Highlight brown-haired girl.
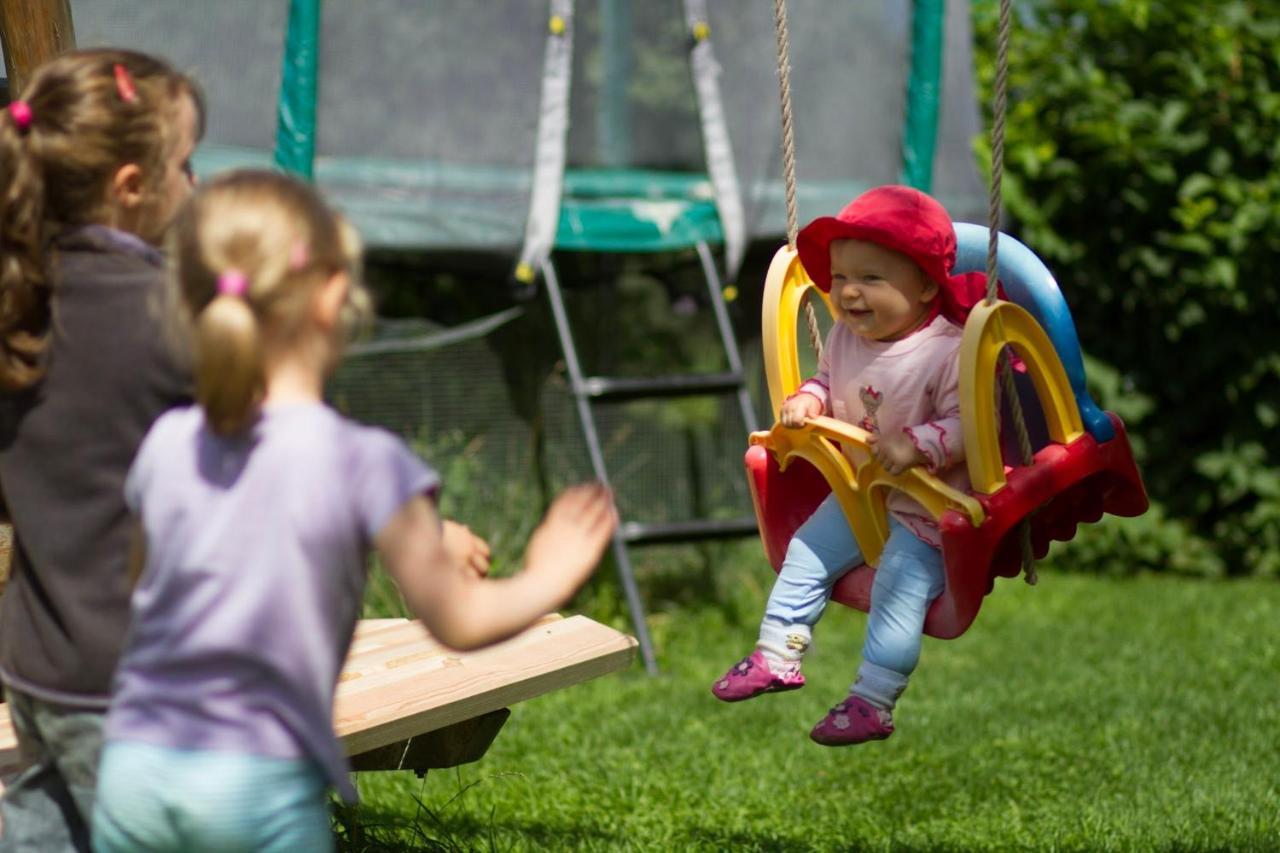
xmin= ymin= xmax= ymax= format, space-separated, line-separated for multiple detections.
xmin=91 ymin=170 xmax=615 ymax=851
xmin=0 ymin=49 xmax=203 ymax=850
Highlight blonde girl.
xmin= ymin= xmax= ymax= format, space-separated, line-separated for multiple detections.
xmin=0 ymin=49 xmax=203 ymax=851
xmin=91 ymin=170 xmax=615 ymax=852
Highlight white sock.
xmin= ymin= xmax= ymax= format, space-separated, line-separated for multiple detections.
xmin=756 ymin=619 xmax=811 ymax=675
xmin=849 ymin=661 xmax=908 ymax=711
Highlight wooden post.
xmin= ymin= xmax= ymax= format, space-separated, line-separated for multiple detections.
xmin=0 ymin=525 xmax=9 ymax=593
xmin=0 ymin=0 xmax=76 ymax=96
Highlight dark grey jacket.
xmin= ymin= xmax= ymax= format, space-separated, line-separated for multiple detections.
xmin=0 ymin=227 xmax=191 ymax=706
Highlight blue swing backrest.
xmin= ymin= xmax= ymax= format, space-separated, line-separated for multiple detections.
xmin=952 ymin=223 xmax=1115 ymax=444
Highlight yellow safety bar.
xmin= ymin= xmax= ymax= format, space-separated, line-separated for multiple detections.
xmin=760 ymin=246 xmax=834 ymax=415
xmin=751 ymin=417 xmax=985 ymax=567
xmin=958 ymin=301 xmax=1085 ymax=494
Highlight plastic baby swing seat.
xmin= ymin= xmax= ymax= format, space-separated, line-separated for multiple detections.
xmin=744 ymin=223 xmax=1149 ymax=639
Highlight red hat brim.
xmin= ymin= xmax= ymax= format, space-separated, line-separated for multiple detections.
xmin=795 ymin=185 xmax=955 ymax=293
xmin=796 ymin=218 xmax=954 ymax=294
xmin=794 ymin=185 xmax=998 ymax=329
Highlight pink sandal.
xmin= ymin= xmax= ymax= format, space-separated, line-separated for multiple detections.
xmin=809 ymin=695 xmax=894 ymax=745
xmin=711 ymin=650 xmax=805 ymax=702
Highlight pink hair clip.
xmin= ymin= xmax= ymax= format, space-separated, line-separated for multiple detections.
xmin=288 ymin=240 xmax=309 ymax=271
xmin=7 ymin=101 xmax=33 ymax=133
xmin=113 ymin=63 xmax=138 ymax=104
xmin=217 ymin=269 xmax=249 ymax=298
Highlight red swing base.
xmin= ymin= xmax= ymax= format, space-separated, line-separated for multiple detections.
xmin=744 ymin=413 xmax=1149 ymax=639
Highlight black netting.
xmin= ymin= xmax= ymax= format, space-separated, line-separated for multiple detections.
xmin=568 ymin=0 xmax=702 ymax=171
xmin=315 ymin=1 xmax=544 ymax=166
xmin=61 ymin=1 xmax=984 ymax=249
xmin=313 ymin=1 xmax=548 ymax=253
xmin=71 ymin=0 xmax=287 ymax=150
xmin=329 ymin=264 xmax=761 ymax=528
xmin=934 ymin=0 xmax=988 ymax=223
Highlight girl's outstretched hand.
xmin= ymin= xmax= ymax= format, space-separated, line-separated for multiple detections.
xmin=523 ymin=483 xmax=616 ymax=597
xmin=376 ymin=483 xmax=615 ymax=651
xmin=442 ymin=520 xmax=491 ymax=578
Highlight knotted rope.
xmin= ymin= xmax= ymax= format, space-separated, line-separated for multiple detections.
xmin=773 ymin=0 xmax=823 ymax=359
xmin=986 ymin=0 xmax=1037 ymax=585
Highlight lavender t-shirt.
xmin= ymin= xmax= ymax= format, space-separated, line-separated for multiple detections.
xmin=106 ymin=402 xmax=439 ymax=801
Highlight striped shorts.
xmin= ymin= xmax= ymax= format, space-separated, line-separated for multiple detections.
xmin=92 ymin=740 xmax=333 ymax=852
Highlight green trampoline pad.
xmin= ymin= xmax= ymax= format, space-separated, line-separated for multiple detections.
xmin=192 ymin=148 xmax=724 ymax=253
xmin=556 ymin=169 xmax=723 ymax=253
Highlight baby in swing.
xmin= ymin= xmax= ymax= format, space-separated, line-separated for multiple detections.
xmin=713 ymin=185 xmax=992 ymax=745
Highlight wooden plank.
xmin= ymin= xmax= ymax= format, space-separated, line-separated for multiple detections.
xmin=334 ymin=617 xmax=617 ymax=708
xmin=339 ymin=613 xmax=565 ymax=683
xmin=335 ymin=614 xmax=637 ymax=756
xmin=0 ymin=0 xmax=75 ymax=94
xmin=0 ymin=614 xmax=636 ymax=795
xmin=343 ymin=614 xmax=558 ymax=659
xmin=345 ymin=618 xmax=426 ymax=656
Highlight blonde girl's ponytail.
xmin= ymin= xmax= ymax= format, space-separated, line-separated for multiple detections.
xmin=170 ymin=169 xmax=373 ymax=435
xmin=194 ymin=270 xmax=264 ymax=436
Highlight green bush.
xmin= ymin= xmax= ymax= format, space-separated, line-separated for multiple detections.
xmin=973 ymin=0 xmax=1280 ymax=576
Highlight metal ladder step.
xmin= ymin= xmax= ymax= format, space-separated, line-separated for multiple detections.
xmin=541 ymin=241 xmax=761 ymax=674
xmin=579 ymin=371 xmax=745 ymax=402
xmin=619 ymin=516 xmax=760 ymax=546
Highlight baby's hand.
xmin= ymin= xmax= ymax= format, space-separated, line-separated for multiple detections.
xmin=867 ymin=432 xmax=928 ymax=475
xmin=780 ymin=393 xmax=823 ymax=428
xmin=442 ymin=520 xmax=491 ymax=578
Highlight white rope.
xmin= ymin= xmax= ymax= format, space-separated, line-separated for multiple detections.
xmin=772 ymin=0 xmax=822 ymax=359
xmin=986 ymin=0 xmax=1037 ymax=585
xmin=773 ymin=0 xmax=800 ymax=248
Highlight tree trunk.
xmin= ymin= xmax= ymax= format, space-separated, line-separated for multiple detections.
xmin=0 ymin=0 xmax=76 ymax=95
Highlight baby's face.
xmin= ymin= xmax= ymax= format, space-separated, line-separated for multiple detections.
xmin=828 ymin=239 xmax=938 ymax=341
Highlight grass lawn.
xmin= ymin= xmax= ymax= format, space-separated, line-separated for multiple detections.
xmin=341 ymin=567 xmax=1279 ymax=851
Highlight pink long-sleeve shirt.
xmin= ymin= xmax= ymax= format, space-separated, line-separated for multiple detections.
xmin=796 ymin=313 xmax=969 ymax=547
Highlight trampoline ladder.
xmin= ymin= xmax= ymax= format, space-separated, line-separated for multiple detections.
xmin=541 ymin=241 xmax=759 ymax=675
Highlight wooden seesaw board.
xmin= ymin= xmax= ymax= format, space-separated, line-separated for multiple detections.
xmin=0 ymin=612 xmax=636 ymax=793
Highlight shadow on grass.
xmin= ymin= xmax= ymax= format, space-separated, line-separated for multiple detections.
xmin=687 ymin=828 xmax=1043 ymax=853
xmin=334 ymin=803 xmax=624 ymax=852
xmin=682 ymin=831 xmax=1280 ymax=853
xmin=686 ymin=826 xmax=859 ymax=852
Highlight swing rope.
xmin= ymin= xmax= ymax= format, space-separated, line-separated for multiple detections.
xmin=986 ymin=0 xmax=1038 ymax=585
xmin=772 ymin=0 xmax=824 ymax=361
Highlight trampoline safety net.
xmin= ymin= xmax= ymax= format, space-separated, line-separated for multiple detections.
xmin=44 ymin=1 xmax=986 ymax=550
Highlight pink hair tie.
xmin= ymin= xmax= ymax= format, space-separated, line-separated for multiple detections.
xmin=217 ymin=270 xmax=249 ymax=298
xmin=288 ymin=240 xmax=309 ymax=270
xmin=7 ymin=101 xmax=33 ymax=133
xmin=113 ymin=63 xmax=138 ymax=104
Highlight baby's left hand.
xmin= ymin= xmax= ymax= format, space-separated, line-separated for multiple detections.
xmin=867 ymin=432 xmax=927 ymax=475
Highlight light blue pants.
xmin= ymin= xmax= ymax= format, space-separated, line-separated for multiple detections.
xmin=763 ymin=494 xmax=945 ymax=676
xmin=91 ymin=741 xmax=333 ymax=853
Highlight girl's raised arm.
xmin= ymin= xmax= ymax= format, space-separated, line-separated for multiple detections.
xmin=375 ymin=483 xmax=615 ymax=650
